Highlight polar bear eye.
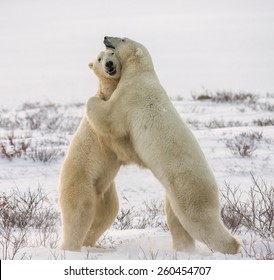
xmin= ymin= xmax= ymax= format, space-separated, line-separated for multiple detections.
xmin=111 ymin=52 xmax=114 ymax=55
xmin=122 ymin=39 xmax=125 ymax=42
xmin=98 ymin=58 xmax=101 ymax=62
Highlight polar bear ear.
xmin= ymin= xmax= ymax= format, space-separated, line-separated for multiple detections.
xmin=135 ymin=48 xmax=143 ymax=57
xmin=88 ymin=62 xmax=93 ymax=69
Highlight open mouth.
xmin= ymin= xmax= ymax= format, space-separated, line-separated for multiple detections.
xmin=106 ymin=67 xmax=117 ymax=76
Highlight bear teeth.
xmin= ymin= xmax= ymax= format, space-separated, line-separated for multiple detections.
xmin=106 ymin=67 xmax=116 ymax=76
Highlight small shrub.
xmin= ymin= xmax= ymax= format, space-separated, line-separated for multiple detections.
xmin=259 ymin=242 xmax=274 ymax=260
xmin=21 ymin=102 xmax=44 ymax=110
xmin=0 ymin=188 xmax=60 ymax=259
xmin=113 ymin=208 xmax=134 ymax=230
xmin=26 ymin=112 xmax=43 ymax=130
xmin=195 ymin=94 xmax=212 ymax=101
xmin=225 ymin=131 xmax=263 ymax=157
xmin=0 ymin=225 xmax=28 ymax=260
xmin=186 ymin=119 xmax=201 ymax=129
xmin=221 ymin=174 xmax=274 ymax=239
xmin=241 ymin=237 xmax=274 ymax=260
xmin=204 ymin=119 xmax=246 ymax=129
xmin=0 ymin=114 xmax=21 ymax=130
xmin=212 ymin=91 xmax=258 ymax=103
xmin=29 ymin=146 xmax=65 ymax=163
xmin=46 ymin=116 xmax=63 ymax=131
xmin=113 ymin=200 xmax=167 ymax=230
xmin=192 ymin=88 xmax=212 ymax=101
xmin=25 ymin=108 xmax=59 ymax=131
xmin=138 ymin=247 xmax=159 ymax=260
xmin=58 ymin=116 xmax=81 ymax=134
xmin=253 ymin=118 xmax=274 ymax=126
xmin=193 ymin=90 xmax=258 ymax=104
xmin=0 ymin=133 xmax=31 ymax=160
xmin=138 ymin=200 xmax=168 ymax=230
xmin=0 ymin=133 xmax=67 ymax=163
xmin=0 ymin=188 xmax=59 ymax=229
xmin=97 ymin=233 xmax=119 ymax=249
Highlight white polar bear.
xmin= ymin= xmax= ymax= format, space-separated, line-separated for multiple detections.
xmin=59 ymin=49 xmax=122 ymax=251
xmin=86 ymin=36 xmax=240 ymax=254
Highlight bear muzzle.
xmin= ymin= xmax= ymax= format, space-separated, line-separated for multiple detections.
xmin=104 ymin=61 xmax=116 ymax=76
xmin=104 ymin=36 xmax=115 ymax=49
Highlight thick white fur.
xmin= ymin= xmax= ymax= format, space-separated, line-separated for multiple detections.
xmin=86 ymin=37 xmax=240 ymax=254
xmin=59 ymin=50 xmax=121 ymax=251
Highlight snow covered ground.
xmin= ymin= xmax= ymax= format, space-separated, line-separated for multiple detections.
xmin=0 ymin=93 xmax=273 ymax=260
xmin=0 ymin=0 xmax=273 ymax=261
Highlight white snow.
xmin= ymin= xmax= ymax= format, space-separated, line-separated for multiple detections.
xmin=1 ymin=96 xmax=274 ymax=260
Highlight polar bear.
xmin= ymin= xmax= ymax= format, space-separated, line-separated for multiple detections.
xmin=59 ymin=49 xmax=122 ymax=251
xmin=86 ymin=36 xmax=240 ymax=254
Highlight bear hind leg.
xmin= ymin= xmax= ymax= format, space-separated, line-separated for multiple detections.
xmin=83 ymin=182 xmax=119 ymax=248
xmin=165 ymin=196 xmax=195 ymax=253
xmin=197 ymin=218 xmax=241 ymax=254
xmin=60 ymin=190 xmax=96 ymax=251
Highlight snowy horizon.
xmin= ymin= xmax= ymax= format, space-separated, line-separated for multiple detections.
xmin=1 ymin=0 xmax=274 ymax=108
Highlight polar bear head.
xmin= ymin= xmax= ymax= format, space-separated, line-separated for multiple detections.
xmin=89 ymin=49 xmax=121 ymax=79
xmin=103 ymin=36 xmax=153 ymax=69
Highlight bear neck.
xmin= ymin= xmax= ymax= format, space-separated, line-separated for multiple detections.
xmin=98 ymin=77 xmax=119 ymax=101
xmin=121 ymin=58 xmax=156 ymax=78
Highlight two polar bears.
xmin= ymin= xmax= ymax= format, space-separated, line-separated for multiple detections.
xmin=60 ymin=37 xmax=240 ymax=254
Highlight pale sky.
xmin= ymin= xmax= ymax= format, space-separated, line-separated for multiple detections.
xmin=1 ymin=0 xmax=274 ymax=108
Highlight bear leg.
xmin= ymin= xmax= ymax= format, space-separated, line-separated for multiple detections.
xmin=60 ymin=188 xmax=96 ymax=251
xmin=165 ymin=196 xmax=195 ymax=252
xmin=194 ymin=218 xmax=241 ymax=254
xmin=169 ymin=196 xmax=241 ymax=254
xmin=165 ymin=178 xmax=240 ymax=255
xmin=83 ymin=182 xmax=119 ymax=247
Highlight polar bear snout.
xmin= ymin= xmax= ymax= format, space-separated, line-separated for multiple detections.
xmin=104 ymin=36 xmax=116 ymax=49
xmin=104 ymin=36 xmax=126 ymax=49
xmin=105 ymin=61 xmax=113 ymax=68
xmin=104 ymin=60 xmax=117 ymax=76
